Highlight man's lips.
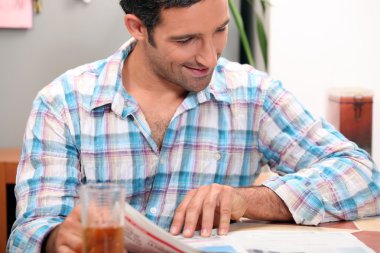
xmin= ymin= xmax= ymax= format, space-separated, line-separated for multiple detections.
xmin=184 ymin=65 xmax=210 ymax=77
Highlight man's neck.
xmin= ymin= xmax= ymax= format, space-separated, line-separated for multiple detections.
xmin=122 ymin=42 xmax=187 ymax=150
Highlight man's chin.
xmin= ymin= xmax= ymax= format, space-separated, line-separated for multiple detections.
xmin=191 ymin=75 xmax=213 ymax=91
xmin=187 ymin=80 xmax=212 ymax=92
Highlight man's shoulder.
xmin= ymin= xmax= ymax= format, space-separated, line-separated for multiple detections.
xmin=212 ymin=58 xmax=276 ymax=98
xmin=217 ymin=58 xmax=271 ymax=83
xmin=35 ymin=58 xmax=108 ymax=110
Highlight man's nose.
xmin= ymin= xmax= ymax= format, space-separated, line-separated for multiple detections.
xmin=196 ymin=40 xmax=218 ymax=69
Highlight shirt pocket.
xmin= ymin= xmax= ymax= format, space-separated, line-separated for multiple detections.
xmin=79 ymin=152 xmax=145 ymax=200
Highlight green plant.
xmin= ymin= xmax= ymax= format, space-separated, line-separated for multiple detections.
xmin=228 ymin=0 xmax=269 ymax=69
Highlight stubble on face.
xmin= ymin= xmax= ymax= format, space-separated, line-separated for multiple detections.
xmin=134 ymin=0 xmax=229 ymax=96
xmin=136 ymin=0 xmax=229 ymax=93
xmin=144 ymin=41 xmax=217 ymax=93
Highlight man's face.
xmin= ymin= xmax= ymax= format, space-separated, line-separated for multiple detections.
xmin=142 ymin=0 xmax=229 ymax=92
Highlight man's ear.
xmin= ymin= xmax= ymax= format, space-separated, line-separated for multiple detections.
xmin=124 ymin=14 xmax=147 ymax=41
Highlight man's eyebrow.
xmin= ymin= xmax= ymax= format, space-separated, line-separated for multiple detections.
xmin=168 ymin=33 xmax=202 ymax=41
xmin=168 ymin=19 xmax=230 ymax=41
xmin=217 ymin=19 xmax=230 ymax=30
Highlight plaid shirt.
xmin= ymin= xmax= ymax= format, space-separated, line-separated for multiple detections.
xmin=8 ymin=39 xmax=380 ymax=252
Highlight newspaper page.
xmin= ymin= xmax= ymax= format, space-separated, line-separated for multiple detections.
xmin=123 ymin=203 xmax=375 ymax=253
xmin=123 ymin=203 xmax=200 ymax=253
xmin=179 ymin=230 xmax=375 ymax=253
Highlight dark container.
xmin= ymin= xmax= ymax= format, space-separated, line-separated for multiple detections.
xmin=327 ymin=88 xmax=373 ymax=154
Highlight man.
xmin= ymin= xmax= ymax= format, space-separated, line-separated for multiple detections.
xmin=8 ymin=0 xmax=380 ymax=252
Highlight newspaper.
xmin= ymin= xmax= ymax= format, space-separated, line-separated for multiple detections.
xmin=123 ymin=203 xmax=375 ymax=253
xmin=178 ymin=230 xmax=376 ymax=253
xmin=123 ymin=203 xmax=198 ymax=253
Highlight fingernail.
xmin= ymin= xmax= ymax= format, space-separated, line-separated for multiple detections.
xmin=183 ymin=228 xmax=192 ymax=237
xmin=170 ymin=226 xmax=178 ymax=234
xmin=201 ymin=228 xmax=209 ymax=237
xmin=219 ymin=228 xmax=227 ymax=235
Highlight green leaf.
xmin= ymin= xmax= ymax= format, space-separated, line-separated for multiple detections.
xmin=255 ymin=15 xmax=268 ymax=69
xmin=260 ymin=0 xmax=272 ymax=14
xmin=228 ymin=0 xmax=255 ymax=66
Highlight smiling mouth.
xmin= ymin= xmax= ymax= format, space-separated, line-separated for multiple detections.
xmin=184 ymin=65 xmax=210 ymax=78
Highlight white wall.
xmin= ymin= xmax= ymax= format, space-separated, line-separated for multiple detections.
xmin=268 ymin=0 xmax=380 ymax=165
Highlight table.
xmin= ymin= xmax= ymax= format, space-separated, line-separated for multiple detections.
xmin=0 ymin=148 xmax=20 ymax=253
xmin=229 ymin=217 xmax=380 ymax=253
xmin=320 ymin=217 xmax=380 ymax=253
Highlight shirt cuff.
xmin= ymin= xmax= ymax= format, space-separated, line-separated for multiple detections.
xmin=263 ymin=175 xmax=325 ymax=225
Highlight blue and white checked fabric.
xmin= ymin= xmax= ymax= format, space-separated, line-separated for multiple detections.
xmin=7 ymin=39 xmax=380 ymax=252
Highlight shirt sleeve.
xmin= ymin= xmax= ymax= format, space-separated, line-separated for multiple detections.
xmin=7 ymin=89 xmax=80 ymax=252
xmin=258 ymin=79 xmax=380 ymax=225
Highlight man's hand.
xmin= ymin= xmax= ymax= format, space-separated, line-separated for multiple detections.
xmin=170 ymin=184 xmax=293 ymax=238
xmin=170 ymin=184 xmax=249 ymax=238
xmin=45 ymin=205 xmax=83 ymax=253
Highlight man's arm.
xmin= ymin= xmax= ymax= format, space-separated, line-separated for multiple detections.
xmin=257 ymin=79 xmax=380 ymax=225
xmin=171 ymin=77 xmax=380 ymax=238
xmin=7 ymin=87 xmax=81 ymax=252
xmin=239 ymin=185 xmax=293 ymax=221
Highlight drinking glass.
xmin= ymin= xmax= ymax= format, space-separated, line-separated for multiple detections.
xmin=80 ymin=183 xmax=125 ymax=253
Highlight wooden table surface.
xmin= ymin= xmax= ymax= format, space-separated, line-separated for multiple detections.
xmin=320 ymin=217 xmax=380 ymax=253
xmin=0 ymin=148 xmax=21 ymax=253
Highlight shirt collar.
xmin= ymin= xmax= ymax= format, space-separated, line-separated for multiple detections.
xmin=90 ymin=38 xmax=137 ymax=116
xmin=201 ymin=61 xmax=232 ymax=105
xmin=90 ymin=38 xmax=231 ymax=117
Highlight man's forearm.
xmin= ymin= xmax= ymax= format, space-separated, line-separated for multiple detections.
xmin=238 ymin=185 xmax=293 ymax=221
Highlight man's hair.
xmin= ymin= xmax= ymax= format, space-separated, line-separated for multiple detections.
xmin=119 ymin=0 xmax=202 ymax=46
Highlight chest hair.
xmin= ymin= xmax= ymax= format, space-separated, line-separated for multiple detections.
xmin=145 ymin=116 xmax=171 ymax=149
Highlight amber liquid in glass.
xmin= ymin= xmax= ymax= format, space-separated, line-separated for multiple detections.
xmin=83 ymin=226 xmax=124 ymax=253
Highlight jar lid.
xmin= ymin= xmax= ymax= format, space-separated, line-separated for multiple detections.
xmin=328 ymin=87 xmax=373 ymax=103
xmin=327 ymin=87 xmax=373 ymax=98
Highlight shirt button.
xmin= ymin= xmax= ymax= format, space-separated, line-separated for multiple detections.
xmin=150 ymin=207 xmax=157 ymax=214
xmin=214 ymin=152 xmax=221 ymax=160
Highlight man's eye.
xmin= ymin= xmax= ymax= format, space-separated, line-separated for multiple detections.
xmin=217 ymin=26 xmax=227 ymax=33
xmin=176 ymin=38 xmax=193 ymax=44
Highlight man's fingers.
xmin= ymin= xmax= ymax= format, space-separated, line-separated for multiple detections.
xmin=170 ymin=189 xmax=197 ymax=235
xmin=182 ymin=186 xmax=211 ymax=237
xmin=46 ymin=205 xmax=84 ymax=252
xmin=57 ymin=245 xmax=78 ymax=253
xmin=62 ymin=206 xmax=83 ymax=237
xmin=62 ymin=234 xmax=83 ymax=253
xmin=200 ymin=184 xmax=221 ymax=237
xmin=54 ymin=223 xmax=83 ymax=253
xmin=172 ymin=184 xmax=244 ymax=238
xmin=218 ymin=187 xmax=233 ymax=235
xmin=71 ymin=204 xmax=82 ymax=218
